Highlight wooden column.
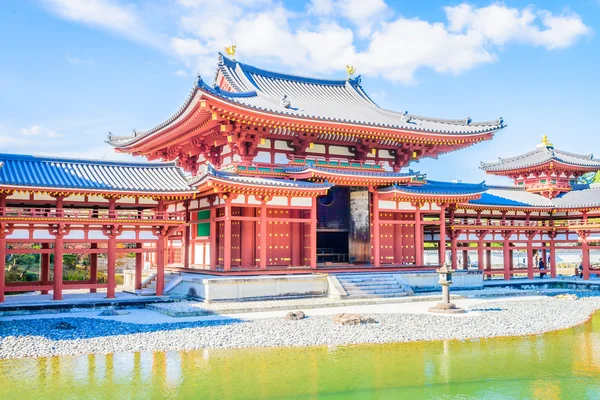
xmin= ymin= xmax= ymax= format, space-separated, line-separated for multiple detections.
xmin=259 ymin=199 xmax=267 ymax=269
xmin=372 ymin=191 xmax=380 ymax=267
xmin=135 ymin=242 xmax=143 ymax=290
xmin=549 ymin=235 xmax=557 ymax=278
xmin=290 ymin=209 xmax=302 ymax=267
xmin=581 ymin=233 xmax=590 ymax=280
xmin=393 ymin=211 xmax=403 ymax=264
xmin=209 ymin=198 xmax=217 ymax=270
xmin=0 ymin=231 xmax=5 ymax=303
xmin=53 ymin=232 xmax=65 ymax=300
xmin=183 ymin=200 xmax=191 ymax=269
xmin=449 ymin=208 xmax=457 ymax=269
xmin=241 ymin=206 xmax=256 ymax=269
xmin=310 ymin=196 xmax=317 ymax=269
xmin=526 ymin=233 xmax=534 ymax=280
xmin=89 ymin=243 xmax=98 ymax=293
xmin=414 ymin=204 xmax=423 ymax=266
xmin=502 ymin=233 xmax=511 ymax=280
xmin=40 ymin=242 xmax=50 ymax=294
xmin=477 ymin=233 xmax=485 ymax=271
xmin=156 ymin=234 xmax=166 ymax=296
xmin=438 ymin=205 xmax=446 ymax=265
xmin=223 ymin=198 xmax=232 ymax=271
xmin=486 ymin=244 xmax=492 ymax=274
xmin=0 ymin=196 xmax=5 ymax=302
xmin=106 ymin=232 xmax=117 ymax=299
xmin=462 ymin=249 xmax=469 ymax=269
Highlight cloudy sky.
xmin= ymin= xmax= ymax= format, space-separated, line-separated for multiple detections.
xmin=0 ymin=0 xmax=597 ymax=183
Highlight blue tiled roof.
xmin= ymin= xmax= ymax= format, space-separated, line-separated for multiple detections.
xmin=0 ymin=153 xmax=192 ymax=193
xmin=380 ymin=180 xmax=486 ymax=195
xmin=190 ymin=165 xmax=332 ymax=189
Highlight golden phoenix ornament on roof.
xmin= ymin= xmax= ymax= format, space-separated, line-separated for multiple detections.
xmin=225 ymin=45 xmax=236 ymax=59
xmin=346 ymin=65 xmax=356 ymax=79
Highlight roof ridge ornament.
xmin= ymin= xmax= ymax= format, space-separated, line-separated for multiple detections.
xmin=400 ymin=111 xmax=412 ymax=123
xmin=346 ymin=65 xmax=356 ymax=80
xmin=539 ymin=134 xmax=554 ymax=148
xmin=225 ymin=45 xmax=236 ymax=60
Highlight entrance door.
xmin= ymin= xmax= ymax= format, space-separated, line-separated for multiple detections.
xmin=316 ymin=187 xmax=350 ymax=265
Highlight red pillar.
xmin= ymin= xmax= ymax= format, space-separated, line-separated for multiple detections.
xmin=259 ymin=200 xmax=267 ymax=269
xmin=372 ymin=191 xmax=380 ymax=267
xmin=503 ymin=234 xmax=511 ymax=280
xmin=414 ymin=205 xmax=423 ymax=266
xmin=241 ymin=206 xmax=256 ymax=268
xmin=53 ymin=234 xmax=64 ymax=300
xmin=462 ymin=249 xmax=469 ymax=269
xmin=486 ymin=244 xmax=492 ymax=274
xmin=477 ymin=233 xmax=484 ymax=271
xmin=582 ymin=237 xmax=590 ymax=280
xmin=183 ymin=201 xmax=191 ymax=268
xmin=438 ymin=205 xmax=446 ymax=265
xmin=526 ymin=236 xmax=534 ymax=280
xmin=156 ymin=234 xmax=166 ymax=296
xmin=290 ymin=209 xmax=302 ymax=267
xmin=40 ymin=242 xmax=50 ymax=294
xmin=394 ymin=211 xmax=403 ymax=264
xmin=549 ymin=237 xmax=556 ymax=278
xmin=135 ymin=242 xmax=143 ymax=290
xmin=310 ymin=197 xmax=317 ymax=269
xmin=223 ymin=199 xmax=232 ymax=271
xmin=209 ymin=200 xmax=217 ymax=270
xmin=0 ymin=233 xmax=5 ymax=303
xmin=89 ymin=243 xmax=98 ymax=293
xmin=106 ymin=233 xmax=117 ymax=299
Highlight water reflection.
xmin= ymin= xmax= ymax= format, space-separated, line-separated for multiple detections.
xmin=2 ymin=314 xmax=600 ymax=400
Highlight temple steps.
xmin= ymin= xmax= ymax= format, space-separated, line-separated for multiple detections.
xmin=335 ymin=273 xmax=413 ymax=299
xmin=139 ymin=273 xmax=181 ymax=296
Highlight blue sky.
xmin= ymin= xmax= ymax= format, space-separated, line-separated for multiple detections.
xmin=0 ymin=0 xmax=598 ymax=184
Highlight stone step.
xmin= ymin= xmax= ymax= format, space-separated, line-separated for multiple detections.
xmin=342 ymin=284 xmax=402 ymax=290
xmin=336 ymin=278 xmax=398 ymax=283
xmin=346 ymin=290 xmax=407 ymax=296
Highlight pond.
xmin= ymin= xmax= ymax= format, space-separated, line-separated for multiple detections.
xmin=1 ymin=313 xmax=600 ymax=399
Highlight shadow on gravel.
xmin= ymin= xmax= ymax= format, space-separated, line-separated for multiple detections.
xmin=469 ymin=307 xmax=504 ymax=312
xmin=0 ymin=316 xmax=246 ymax=340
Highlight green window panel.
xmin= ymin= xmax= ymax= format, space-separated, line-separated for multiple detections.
xmin=197 ymin=210 xmax=210 ymax=237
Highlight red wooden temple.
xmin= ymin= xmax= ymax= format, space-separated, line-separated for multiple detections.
xmin=2 ymin=52 xmax=600 ymax=302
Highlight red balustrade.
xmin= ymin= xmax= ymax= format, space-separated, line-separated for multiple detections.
xmin=0 ymin=207 xmax=185 ymax=221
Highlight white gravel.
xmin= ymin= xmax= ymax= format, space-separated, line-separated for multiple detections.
xmin=1 ymin=295 xmax=600 ymax=360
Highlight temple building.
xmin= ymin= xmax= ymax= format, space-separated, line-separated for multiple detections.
xmin=1 ymin=52 xmax=599 ymax=302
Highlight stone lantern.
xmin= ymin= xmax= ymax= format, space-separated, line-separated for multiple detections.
xmin=428 ymin=262 xmax=465 ymax=314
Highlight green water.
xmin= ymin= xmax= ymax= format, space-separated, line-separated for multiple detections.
xmin=2 ymin=315 xmax=600 ymax=400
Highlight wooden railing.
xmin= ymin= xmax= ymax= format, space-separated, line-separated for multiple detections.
xmin=450 ymin=218 xmax=600 ymax=229
xmin=0 ymin=207 xmax=185 ymax=221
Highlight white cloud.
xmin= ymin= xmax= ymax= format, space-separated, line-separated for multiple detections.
xmin=42 ymin=0 xmax=165 ymax=49
xmin=39 ymin=0 xmax=593 ymax=84
xmin=445 ymin=4 xmax=591 ymax=50
xmin=21 ymin=125 xmax=61 ymax=138
xmin=174 ymin=69 xmax=188 ymax=77
xmin=66 ymin=54 xmax=94 ymax=64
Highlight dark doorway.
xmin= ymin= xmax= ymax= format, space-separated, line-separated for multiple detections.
xmin=317 ymin=187 xmax=350 ymax=264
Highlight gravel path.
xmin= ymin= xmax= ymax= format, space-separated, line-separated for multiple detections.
xmin=1 ymin=295 xmax=600 ymax=359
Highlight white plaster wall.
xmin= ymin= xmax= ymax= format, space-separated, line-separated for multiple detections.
xmin=329 ymin=146 xmax=353 ymax=156
xmin=378 ymin=200 xmax=396 ymax=210
xmin=268 ymin=196 xmax=288 ymax=206
xmin=202 ymin=275 xmax=328 ymax=301
xmin=306 ymin=144 xmax=326 ymax=154
xmin=291 ymin=198 xmax=311 ymax=207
